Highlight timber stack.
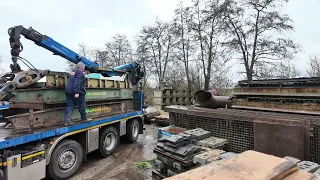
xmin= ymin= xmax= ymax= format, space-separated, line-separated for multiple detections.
xmin=165 ymin=150 xmax=320 ymax=180
xmin=2 ymin=71 xmax=136 ymax=131
xmin=232 ymin=77 xmax=320 ymax=114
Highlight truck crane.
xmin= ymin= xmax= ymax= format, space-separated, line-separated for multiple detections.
xmin=0 ymin=25 xmax=143 ymax=102
xmin=0 ymin=25 xmax=145 ymax=180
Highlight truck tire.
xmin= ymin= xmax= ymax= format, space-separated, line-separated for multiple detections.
xmin=99 ymin=126 xmax=119 ymax=157
xmin=124 ymin=119 xmax=140 ymax=143
xmin=48 ymin=139 xmax=84 ymax=179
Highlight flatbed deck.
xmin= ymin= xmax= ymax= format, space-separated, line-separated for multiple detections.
xmin=0 ymin=111 xmax=142 ymax=149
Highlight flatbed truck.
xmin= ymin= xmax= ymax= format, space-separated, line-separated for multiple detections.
xmin=0 ymin=25 xmax=146 ymax=179
xmin=0 ymin=110 xmax=144 ymax=180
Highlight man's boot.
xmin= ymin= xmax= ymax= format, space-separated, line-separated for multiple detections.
xmin=64 ymin=120 xmax=74 ymax=126
xmin=82 ymin=118 xmax=92 ymax=122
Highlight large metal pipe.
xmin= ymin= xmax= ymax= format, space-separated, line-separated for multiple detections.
xmin=194 ymin=90 xmax=231 ymax=109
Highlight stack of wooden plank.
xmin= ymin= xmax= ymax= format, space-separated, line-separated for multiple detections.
xmin=232 ymin=77 xmax=320 ymax=114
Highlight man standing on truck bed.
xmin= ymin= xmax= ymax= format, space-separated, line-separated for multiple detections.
xmin=64 ymin=62 xmax=90 ymax=125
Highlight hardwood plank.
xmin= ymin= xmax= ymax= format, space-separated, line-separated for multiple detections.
xmin=165 ymin=150 xmax=299 ymax=180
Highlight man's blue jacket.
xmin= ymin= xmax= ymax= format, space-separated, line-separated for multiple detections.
xmin=65 ymin=69 xmax=86 ymax=95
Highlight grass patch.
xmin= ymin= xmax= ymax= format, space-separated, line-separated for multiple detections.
xmin=135 ymin=161 xmax=153 ymax=169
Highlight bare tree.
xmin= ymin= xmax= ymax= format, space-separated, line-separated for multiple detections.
xmin=307 ymin=55 xmax=320 ymax=77
xmin=105 ymin=34 xmax=133 ymax=67
xmin=163 ymin=62 xmax=187 ymax=89
xmin=276 ymin=62 xmax=301 ymax=79
xmin=253 ymin=60 xmax=300 ymax=79
xmin=172 ymin=2 xmax=196 ymax=92
xmin=190 ymin=0 xmax=231 ymax=91
xmin=91 ymin=48 xmax=108 ymax=67
xmin=66 ymin=43 xmax=92 ymax=71
xmin=137 ymin=18 xmax=176 ymax=85
xmin=135 ymin=37 xmax=154 ymax=91
xmin=223 ymin=0 xmax=300 ymax=80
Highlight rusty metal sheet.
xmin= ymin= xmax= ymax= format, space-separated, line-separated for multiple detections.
xmin=6 ymin=101 xmax=134 ymax=131
xmin=254 ymin=119 xmax=310 ymax=160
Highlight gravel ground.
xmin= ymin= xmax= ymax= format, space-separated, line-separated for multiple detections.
xmin=69 ymin=124 xmax=158 ymax=180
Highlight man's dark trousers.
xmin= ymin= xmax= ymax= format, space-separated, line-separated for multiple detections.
xmin=64 ymin=93 xmax=87 ymax=122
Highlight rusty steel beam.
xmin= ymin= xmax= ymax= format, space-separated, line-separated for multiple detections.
xmin=232 ymin=105 xmax=320 ymax=116
xmin=232 ymin=99 xmax=320 ymax=112
xmin=9 ymin=88 xmax=133 ymax=110
xmin=194 ymin=90 xmax=231 ymax=109
xmin=233 ymin=87 xmax=320 ymax=95
xmin=6 ymin=101 xmax=133 ymax=131
xmin=237 ymin=77 xmax=320 ymax=87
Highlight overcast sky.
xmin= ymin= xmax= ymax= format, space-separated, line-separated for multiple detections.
xmin=0 ymin=0 xmax=319 ymax=78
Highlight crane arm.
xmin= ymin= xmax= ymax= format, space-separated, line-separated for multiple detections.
xmin=8 ymin=25 xmax=143 ymax=85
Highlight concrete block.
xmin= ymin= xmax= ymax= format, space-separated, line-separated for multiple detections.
xmin=219 ymin=152 xmax=238 ymax=159
xmin=154 ymin=159 xmax=165 ymax=170
xmin=165 ymin=141 xmax=187 ymax=148
xmin=193 ymin=149 xmax=226 ymax=165
xmin=163 ymin=145 xmax=178 ymax=154
xmin=298 ymin=161 xmax=320 ymax=173
xmin=167 ymin=169 xmax=177 ymax=177
xmin=157 ymin=155 xmax=173 ymax=167
xmin=173 ymin=162 xmax=182 ymax=171
xmin=174 ymin=144 xmax=201 ymax=157
xmin=284 ymin=156 xmax=301 ymax=164
xmin=156 ymin=142 xmax=165 ymax=148
xmin=185 ymin=128 xmax=211 ymax=140
xmin=313 ymin=167 xmax=320 ymax=177
xmin=159 ymin=134 xmax=184 ymax=144
xmin=207 ymin=149 xmax=226 ymax=163
xmin=193 ymin=152 xmax=210 ymax=165
xmin=198 ymin=136 xmax=228 ymax=149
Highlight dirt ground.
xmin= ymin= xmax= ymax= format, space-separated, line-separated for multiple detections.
xmin=69 ymin=124 xmax=158 ymax=180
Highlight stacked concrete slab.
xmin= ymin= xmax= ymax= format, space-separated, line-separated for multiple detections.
xmin=153 ymin=87 xmax=194 ymax=111
xmin=284 ymin=156 xmax=320 ymax=176
xmin=152 ymin=127 xmax=234 ymax=179
xmin=153 ymin=133 xmax=202 ymax=178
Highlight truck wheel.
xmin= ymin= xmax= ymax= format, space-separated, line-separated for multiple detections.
xmin=125 ymin=119 xmax=140 ymax=143
xmin=99 ymin=126 xmax=119 ymax=157
xmin=48 ymin=139 xmax=84 ymax=179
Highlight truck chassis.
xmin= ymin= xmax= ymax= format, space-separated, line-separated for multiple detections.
xmin=0 ymin=111 xmax=144 ymax=179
